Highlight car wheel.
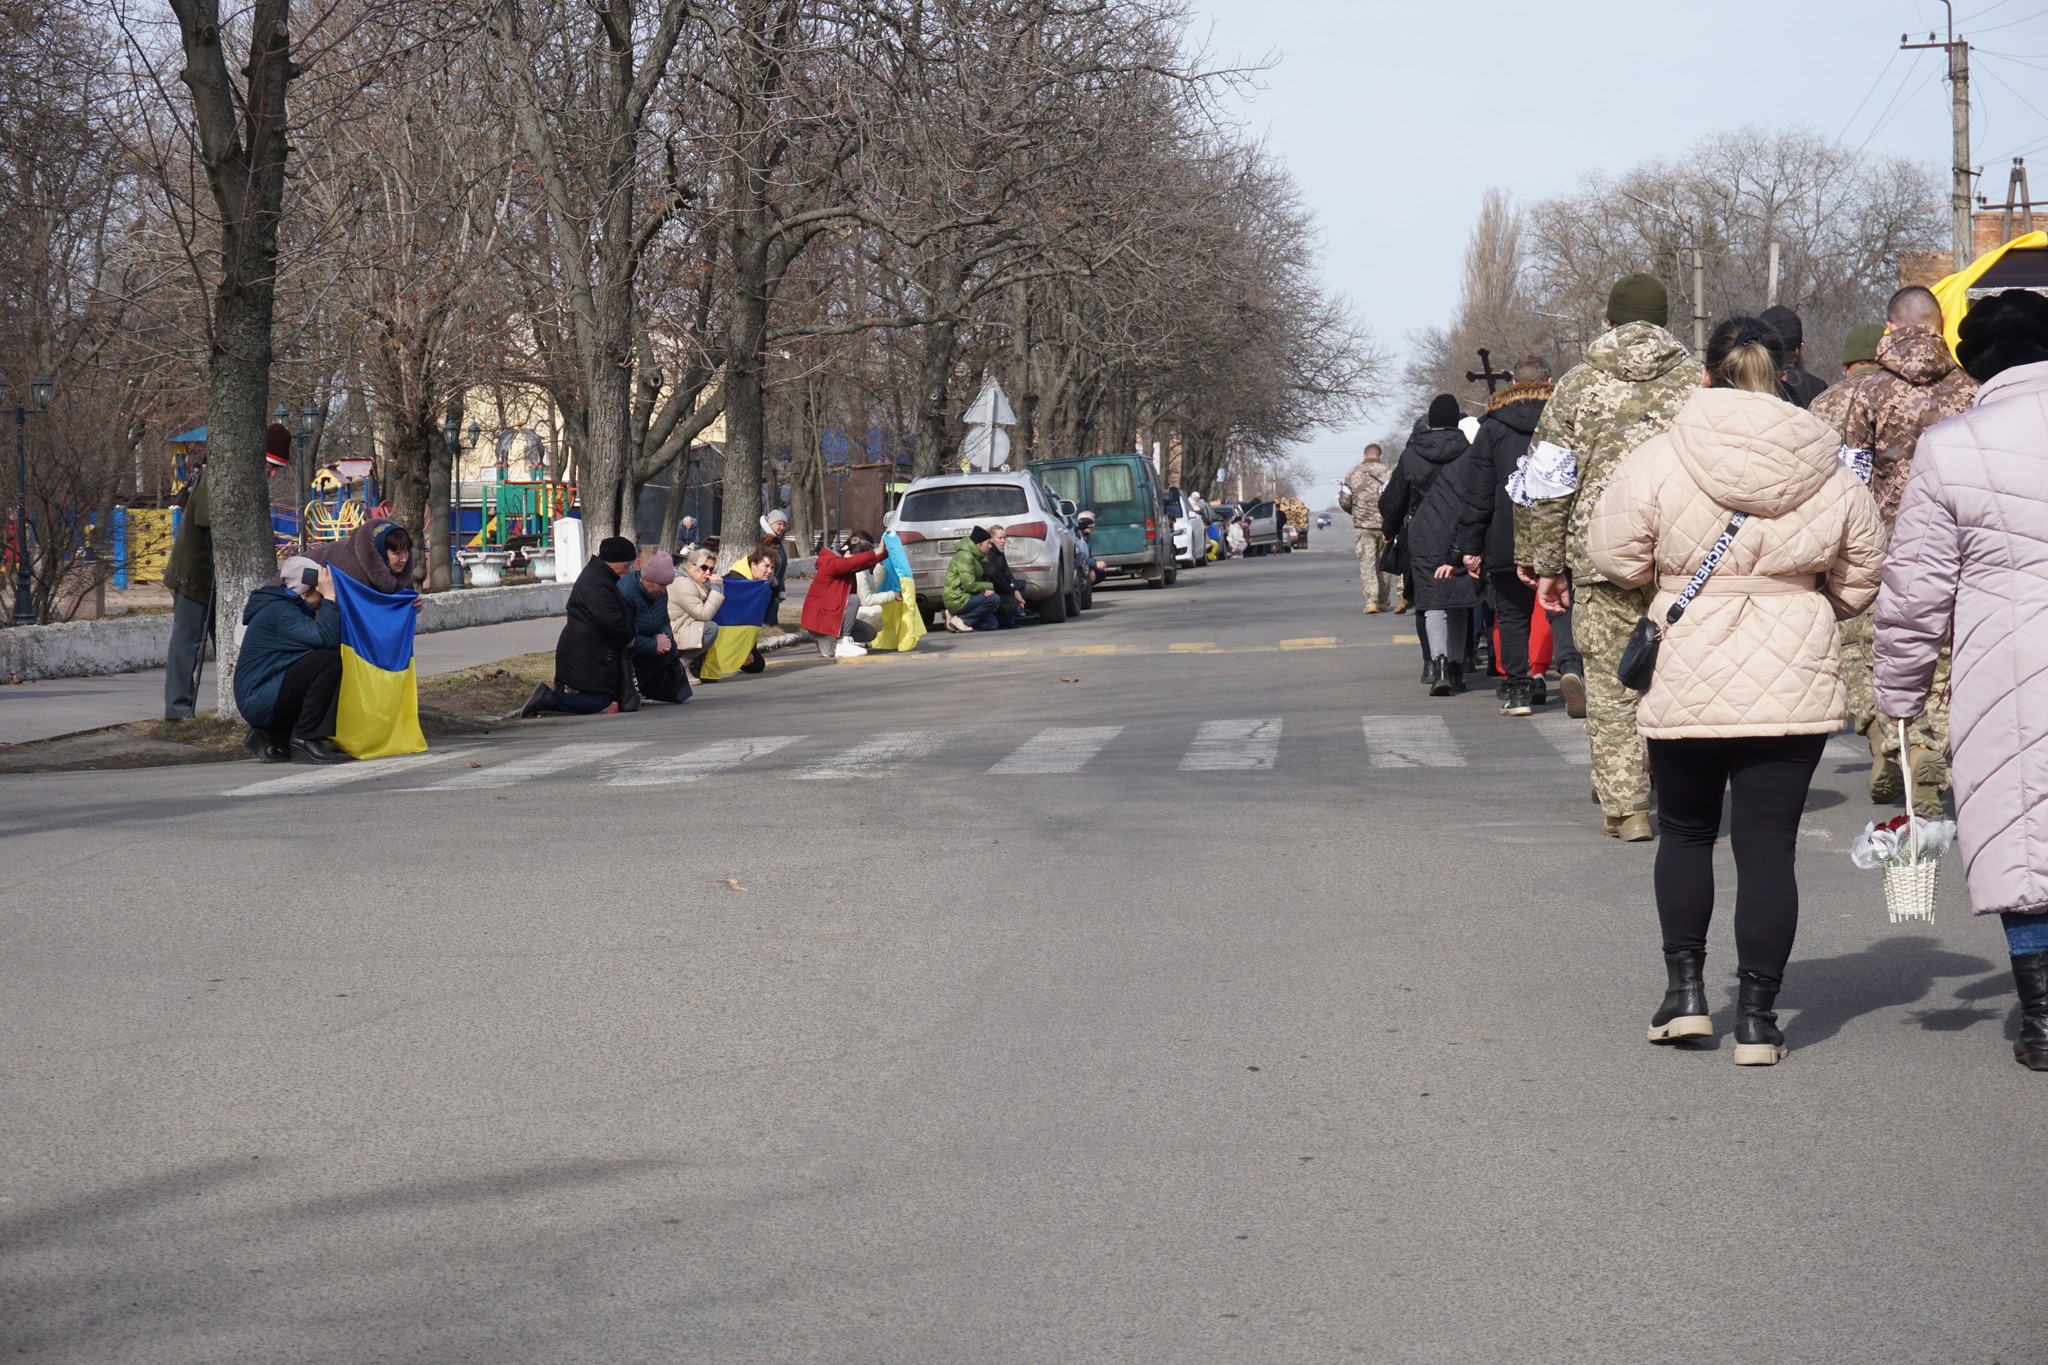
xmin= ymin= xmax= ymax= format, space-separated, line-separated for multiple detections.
xmin=1163 ymin=564 xmax=1178 ymax=587
xmin=1077 ymin=575 xmax=1092 ymax=610
xmin=1039 ymin=580 xmax=1068 ymax=623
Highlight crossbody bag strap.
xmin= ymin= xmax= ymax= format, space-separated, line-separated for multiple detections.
xmin=1662 ymin=512 xmax=1748 ymax=626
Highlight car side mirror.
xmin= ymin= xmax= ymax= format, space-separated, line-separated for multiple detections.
xmin=1057 ymin=499 xmax=1076 ymax=519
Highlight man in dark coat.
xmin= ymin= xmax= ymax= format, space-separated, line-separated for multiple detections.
xmin=1380 ymin=394 xmax=1478 ymax=694
xmin=618 ymin=552 xmax=690 ymax=704
xmin=162 ymin=458 xmax=213 ymax=720
xmin=1760 ymin=305 xmax=1829 ymax=409
xmin=1453 ymin=355 xmax=1576 ymax=716
xmin=521 ymin=536 xmax=640 ymax=717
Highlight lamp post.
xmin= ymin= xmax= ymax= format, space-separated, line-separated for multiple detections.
xmin=442 ymin=412 xmax=464 ymax=588
xmin=297 ymin=403 xmax=317 ymax=534
xmin=7 ymin=374 xmax=52 ymax=626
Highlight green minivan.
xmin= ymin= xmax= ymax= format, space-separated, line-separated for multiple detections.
xmin=1029 ymin=453 xmax=1178 ymax=588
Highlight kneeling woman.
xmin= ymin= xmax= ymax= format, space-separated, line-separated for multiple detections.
xmin=1589 ymin=318 xmax=1884 ymax=1065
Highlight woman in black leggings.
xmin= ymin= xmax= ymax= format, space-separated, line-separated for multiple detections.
xmin=1587 ymin=317 xmax=1886 ymax=1065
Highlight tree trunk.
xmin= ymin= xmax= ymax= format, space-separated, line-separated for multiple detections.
xmin=912 ymin=312 xmax=960 ymax=478
xmin=383 ymin=419 xmax=432 ymax=565
xmin=719 ymin=249 xmax=770 ymax=567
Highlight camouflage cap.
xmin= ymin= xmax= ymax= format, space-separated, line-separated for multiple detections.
xmin=1842 ymin=323 xmax=1884 ymax=367
xmin=1606 ymin=274 xmax=1669 ymax=327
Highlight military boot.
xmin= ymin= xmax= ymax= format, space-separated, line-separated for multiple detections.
xmin=1732 ymin=971 xmax=1787 ymax=1066
xmin=1907 ymin=746 xmax=1947 ymax=818
xmin=1649 ymin=948 xmax=1712 ymax=1042
xmin=2012 ymin=951 xmax=2048 ymax=1072
xmin=1869 ymin=753 xmax=1903 ymax=804
xmin=1603 ymin=811 xmax=1654 ymax=842
xmin=1558 ymin=668 xmax=1586 ymax=720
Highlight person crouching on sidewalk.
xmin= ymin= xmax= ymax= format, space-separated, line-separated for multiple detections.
xmin=234 ymin=556 xmax=349 ymax=764
xmin=803 ymin=532 xmax=887 ymax=658
xmin=619 ymin=552 xmax=690 ymax=703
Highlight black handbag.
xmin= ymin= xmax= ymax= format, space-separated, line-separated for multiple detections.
xmin=1615 ymin=511 xmax=1748 ymax=693
xmin=1378 ymin=535 xmax=1405 ymax=575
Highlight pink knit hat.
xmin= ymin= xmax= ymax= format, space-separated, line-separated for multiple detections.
xmin=640 ymin=552 xmax=677 ymax=586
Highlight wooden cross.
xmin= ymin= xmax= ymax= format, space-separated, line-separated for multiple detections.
xmin=1465 ymin=348 xmax=1513 ymax=395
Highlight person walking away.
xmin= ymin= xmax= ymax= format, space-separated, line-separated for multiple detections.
xmin=1382 ymin=395 xmax=1477 ymax=695
xmin=1340 ymin=443 xmax=1394 ymax=613
xmin=1589 ymin=317 xmax=1885 ymax=1065
xmin=1759 ymin=305 xmax=1829 ymax=409
xmin=234 ymin=557 xmax=351 ymax=764
xmin=521 ymin=536 xmax=641 ymax=717
xmin=1516 ymin=272 xmax=1697 ymax=841
xmin=618 ymin=552 xmax=690 ymax=703
xmin=942 ymin=527 xmax=1003 ymax=631
xmin=162 ymin=457 xmax=213 ymax=721
xmin=1806 ymin=323 xmax=1884 ymax=433
xmin=1834 ymin=286 xmax=1978 ymax=813
xmin=666 ymin=548 xmax=724 ymax=680
xmin=801 ymin=533 xmax=887 ymax=657
xmin=1874 ymin=290 xmax=2048 ymax=1071
xmin=1457 ymin=357 xmax=1555 ymax=715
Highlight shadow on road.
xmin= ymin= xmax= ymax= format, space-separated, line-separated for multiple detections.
xmin=1770 ymin=935 xmax=1998 ymax=1048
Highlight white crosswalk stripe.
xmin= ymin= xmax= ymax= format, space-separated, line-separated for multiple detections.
xmin=1529 ymin=712 xmax=1591 ymax=767
xmin=407 ymin=742 xmax=648 ymax=791
xmin=989 ymin=726 xmax=1123 ymax=774
xmin=223 ymin=750 xmax=456 ymax=797
xmin=1360 ymin=715 xmax=1466 ymax=768
xmin=793 ymin=730 xmax=951 ymax=780
xmin=602 ymin=736 xmax=806 ymax=786
xmin=1180 ymin=718 xmax=1281 ymax=771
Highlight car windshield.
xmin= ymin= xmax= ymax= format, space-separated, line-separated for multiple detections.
xmin=897 ymin=484 xmax=1029 ymax=523
xmin=1089 ymin=463 xmax=1137 ymax=507
xmin=1036 ymin=466 xmax=1081 ymax=505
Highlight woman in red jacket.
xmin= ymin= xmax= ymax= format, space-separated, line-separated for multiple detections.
xmin=800 ymin=533 xmax=886 ymax=658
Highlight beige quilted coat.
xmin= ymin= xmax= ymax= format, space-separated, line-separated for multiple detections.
xmin=1587 ymin=387 xmax=1887 ymax=739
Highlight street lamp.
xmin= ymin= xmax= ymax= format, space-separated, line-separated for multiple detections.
xmin=7 ymin=374 xmax=52 ymax=626
xmin=443 ymin=413 xmax=472 ymax=588
xmin=297 ymin=404 xmax=317 ymax=526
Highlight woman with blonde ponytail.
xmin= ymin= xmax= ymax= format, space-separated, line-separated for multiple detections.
xmin=1587 ymin=316 xmax=1886 ymax=1066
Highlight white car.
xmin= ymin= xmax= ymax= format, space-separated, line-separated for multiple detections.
xmin=1164 ymin=489 xmax=1207 ymax=569
xmin=889 ymin=472 xmax=1087 ymax=623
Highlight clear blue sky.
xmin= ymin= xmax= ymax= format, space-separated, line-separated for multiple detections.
xmin=1187 ymin=0 xmax=2048 ymax=495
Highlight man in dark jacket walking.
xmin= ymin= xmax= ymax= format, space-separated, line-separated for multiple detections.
xmin=1760 ymin=305 xmax=1829 ymax=409
xmin=522 ymin=536 xmax=641 ymax=717
xmin=1452 ymin=356 xmax=1578 ymax=716
xmin=618 ymin=552 xmax=690 ymax=704
xmin=233 ymin=556 xmax=347 ymax=764
xmin=1381 ymin=394 xmax=1478 ymax=695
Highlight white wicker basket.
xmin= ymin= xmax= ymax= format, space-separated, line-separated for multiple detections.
xmin=1886 ymin=720 xmax=1940 ymax=923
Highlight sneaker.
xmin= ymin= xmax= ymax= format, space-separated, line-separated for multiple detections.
xmin=835 ymin=639 xmax=868 ymax=658
xmin=1529 ymin=677 xmax=1548 ymax=708
xmin=945 ymin=614 xmax=973 ymax=633
xmin=1503 ymin=681 xmax=1532 ymax=716
xmin=1559 ymin=670 xmax=1586 ymax=719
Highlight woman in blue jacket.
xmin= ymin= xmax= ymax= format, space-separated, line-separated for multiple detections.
xmin=234 ymin=556 xmax=347 ymax=764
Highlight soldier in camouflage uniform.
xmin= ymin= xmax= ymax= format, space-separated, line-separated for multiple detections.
xmin=1513 ymin=274 xmax=1696 ymax=841
xmin=1832 ymin=288 xmax=1977 ymax=813
xmin=1810 ymin=323 xmax=1884 ymax=781
xmin=1340 ymin=443 xmax=1393 ymax=612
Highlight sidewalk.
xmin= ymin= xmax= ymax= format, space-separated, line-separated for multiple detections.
xmin=0 ymin=617 xmax=563 ymax=748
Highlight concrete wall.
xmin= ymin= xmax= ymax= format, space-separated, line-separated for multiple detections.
xmin=0 ymin=582 xmax=573 ymax=684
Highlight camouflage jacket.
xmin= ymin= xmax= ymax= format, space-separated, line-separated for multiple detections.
xmin=1807 ymin=375 xmax=1859 ymax=435
xmin=1511 ymin=322 xmax=1696 ymax=580
xmin=1338 ymin=459 xmax=1392 ymax=531
xmin=1839 ymin=326 xmax=1978 ymax=522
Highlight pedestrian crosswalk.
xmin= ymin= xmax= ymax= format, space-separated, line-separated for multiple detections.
xmin=217 ymin=710 xmax=1610 ymax=796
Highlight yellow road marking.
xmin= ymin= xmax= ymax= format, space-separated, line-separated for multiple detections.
xmin=1279 ymin=637 xmax=1336 ymax=649
xmin=968 ymin=648 xmax=1032 ymax=658
xmin=1391 ymin=634 xmax=1418 ymax=644
xmin=1169 ymin=642 xmax=1220 ymax=653
xmin=1061 ymin=645 xmax=1125 ymax=655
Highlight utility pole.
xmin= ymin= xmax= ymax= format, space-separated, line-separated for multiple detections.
xmin=1903 ymin=3 xmax=1974 ymax=271
xmin=1766 ymin=242 xmax=1781 ymax=308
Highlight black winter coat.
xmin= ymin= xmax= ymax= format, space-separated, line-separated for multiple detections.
xmin=1379 ymin=426 xmax=1479 ymax=611
xmin=556 ymin=556 xmax=636 ymax=696
xmin=1453 ymin=385 xmax=1550 ymax=576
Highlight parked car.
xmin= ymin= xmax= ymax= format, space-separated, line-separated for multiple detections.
xmin=887 ymin=472 xmax=1085 ymax=623
xmin=1241 ymin=500 xmax=1283 ymax=555
xmin=1030 ymin=453 xmax=1177 ymax=588
xmin=1163 ymin=489 xmax=1207 ymax=570
xmin=1315 ymin=513 xmax=1332 ymax=529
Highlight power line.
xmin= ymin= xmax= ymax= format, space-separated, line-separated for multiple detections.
xmin=1836 ymin=50 xmax=1901 ymax=143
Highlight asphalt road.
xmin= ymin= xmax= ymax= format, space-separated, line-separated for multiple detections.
xmin=1 ymin=547 xmax=2039 ymax=1364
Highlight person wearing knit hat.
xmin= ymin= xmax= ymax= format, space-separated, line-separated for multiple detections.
xmin=1514 ymin=272 xmax=1696 ymax=841
xmin=520 ymin=535 xmax=643 ymax=718
xmin=1808 ymin=323 xmax=1886 ymax=436
xmin=1760 ymin=305 xmax=1828 ymax=408
xmin=1955 ymin=287 xmax=2048 ymax=383
xmin=1842 ymin=322 xmax=1884 ymax=368
xmin=614 ymin=551 xmax=690 ymax=704
xmin=597 ymin=536 xmax=637 ymax=565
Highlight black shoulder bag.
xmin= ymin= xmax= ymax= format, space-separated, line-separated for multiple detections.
xmin=1615 ymin=512 xmax=1747 ymax=693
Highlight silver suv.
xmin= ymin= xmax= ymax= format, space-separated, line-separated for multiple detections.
xmin=888 ymin=472 xmax=1086 ymax=624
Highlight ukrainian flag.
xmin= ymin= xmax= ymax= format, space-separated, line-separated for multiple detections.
xmin=698 ymin=576 xmax=773 ymax=682
xmin=330 ymin=573 xmax=428 ymax=758
xmin=870 ymin=531 xmax=925 ymax=653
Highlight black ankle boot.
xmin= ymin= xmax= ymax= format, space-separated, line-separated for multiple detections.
xmin=1444 ymin=660 xmax=1467 ymax=695
xmin=1428 ymin=656 xmax=1452 ymax=696
xmin=1732 ymin=970 xmax=1786 ymax=1066
xmin=1648 ymin=948 xmax=1711 ymax=1042
xmin=2011 ymin=951 xmax=2048 ymax=1071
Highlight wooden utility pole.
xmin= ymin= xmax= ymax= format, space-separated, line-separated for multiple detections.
xmin=1903 ymin=4 xmax=1973 ymax=271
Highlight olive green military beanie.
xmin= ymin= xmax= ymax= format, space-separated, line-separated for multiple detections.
xmin=1606 ymin=273 xmax=1669 ymax=327
xmin=1842 ymin=322 xmax=1884 ymax=367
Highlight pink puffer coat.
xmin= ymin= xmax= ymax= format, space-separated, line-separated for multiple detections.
xmin=1587 ymin=387 xmax=1887 ymax=738
xmin=1874 ymin=359 xmax=2048 ymax=916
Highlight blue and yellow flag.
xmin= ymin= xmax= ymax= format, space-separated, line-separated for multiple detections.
xmin=870 ymin=531 xmax=925 ymax=653
xmin=330 ymin=573 xmax=428 ymax=759
xmin=698 ymin=576 xmax=773 ymax=682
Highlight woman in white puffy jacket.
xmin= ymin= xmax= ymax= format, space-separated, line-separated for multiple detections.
xmin=1588 ymin=316 xmax=1885 ymax=1068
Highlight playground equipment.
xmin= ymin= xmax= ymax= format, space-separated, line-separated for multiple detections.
xmin=460 ymin=477 xmax=573 ymax=584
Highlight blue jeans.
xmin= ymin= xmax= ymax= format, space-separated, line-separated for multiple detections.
xmin=955 ymin=594 xmax=1003 ymax=630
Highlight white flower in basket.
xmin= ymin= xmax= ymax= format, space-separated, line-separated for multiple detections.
xmin=1849 ymin=722 xmax=1954 ymax=923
